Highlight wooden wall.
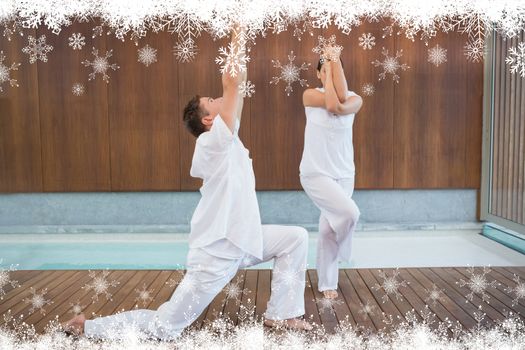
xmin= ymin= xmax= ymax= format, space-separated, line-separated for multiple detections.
xmin=489 ymin=31 xmax=525 ymax=225
xmin=0 ymin=21 xmax=483 ymax=192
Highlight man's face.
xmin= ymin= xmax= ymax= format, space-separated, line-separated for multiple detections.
xmin=199 ymin=97 xmax=223 ymax=130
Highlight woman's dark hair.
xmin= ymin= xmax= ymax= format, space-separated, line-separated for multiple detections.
xmin=183 ymin=95 xmax=208 ymax=138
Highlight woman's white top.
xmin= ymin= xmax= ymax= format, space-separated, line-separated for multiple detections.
xmin=299 ymin=87 xmax=358 ymax=179
xmin=189 ymin=115 xmax=263 ymax=260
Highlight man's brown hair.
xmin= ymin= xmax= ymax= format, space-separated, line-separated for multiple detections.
xmin=183 ymin=95 xmax=208 ymax=137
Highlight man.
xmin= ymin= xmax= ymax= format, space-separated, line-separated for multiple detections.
xmin=63 ymin=26 xmax=312 ymax=341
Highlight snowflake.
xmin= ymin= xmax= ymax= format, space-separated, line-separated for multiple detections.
xmin=215 ymin=42 xmax=250 ymax=77
xmin=0 ymin=51 xmax=20 ymax=92
xmin=223 ymin=277 xmax=250 ymax=302
xmin=504 ymin=274 xmax=525 ymax=307
xmin=292 ymin=20 xmax=314 ymax=41
xmin=382 ymin=25 xmax=395 ymax=38
xmin=72 ymin=83 xmax=84 ymax=96
xmin=68 ymin=300 xmax=86 ymax=315
xmin=238 ymin=298 xmax=256 ymax=322
xmin=92 ymin=25 xmax=104 ymax=38
xmin=428 ymin=44 xmax=447 ymax=66
xmin=315 ymin=297 xmax=343 ymax=316
xmin=506 ymin=42 xmax=525 ymax=77
xmin=23 ymin=288 xmax=53 ymax=315
xmin=361 ymin=82 xmax=375 ymax=96
xmin=22 ymin=35 xmax=53 ymax=64
xmin=312 ymin=35 xmax=343 ymax=62
xmin=464 ymin=39 xmax=485 ymax=63
xmin=137 ymin=44 xmax=157 ymax=67
xmin=457 ymin=266 xmax=499 ymax=304
xmin=68 ymin=33 xmax=85 ymax=50
xmin=166 ymin=269 xmax=186 ymax=288
xmin=371 ymin=47 xmax=410 ymax=83
xmin=358 ymin=33 xmax=376 ymax=50
xmin=0 ymin=261 xmax=19 ymax=299
xmin=424 ymin=284 xmax=445 ymax=306
xmin=270 ymin=51 xmax=310 ymax=96
xmin=239 ymin=80 xmax=255 ymax=98
xmin=372 ymin=269 xmax=409 ymax=303
xmin=173 ymin=38 xmax=198 ymax=63
xmin=358 ymin=300 xmax=378 ymax=316
xmin=134 ymin=283 xmax=154 ymax=307
xmin=82 ymin=47 xmax=119 ymax=83
xmin=82 ymin=270 xmax=120 ymax=301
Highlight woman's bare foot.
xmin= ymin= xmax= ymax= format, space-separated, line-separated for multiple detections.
xmin=264 ymin=318 xmax=313 ymax=331
xmin=322 ymin=290 xmax=338 ymax=299
xmin=62 ymin=313 xmax=86 ymax=336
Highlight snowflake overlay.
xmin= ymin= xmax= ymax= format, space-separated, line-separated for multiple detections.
xmin=223 ymin=277 xmax=250 ymax=303
xmin=0 ymin=261 xmax=20 ymax=299
xmin=271 ymin=254 xmax=305 ymax=300
xmin=315 ymin=297 xmax=343 ymax=316
xmin=312 ymin=35 xmax=343 ymax=62
xmin=270 ymin=51 xmax=310 ymax=96
xmin=362 ymin=82 xmax=375 ymax=96
xmin=68 ymin=33 xmax=85 ymax=50
xmin=68 ymin=300 xmax=86 ymax=315
xmin=504 ymin=274 xmax=525 ymax=307
xmin=215 ymin=42 xmax=250 ymax=77
xmin=173 ymin=273 xmax=200 ymax=304
xmin=82 ymin=270 xmax=120 ymax=301
xmin=239 ymin=80 xmax=255 ymax=98
xmin=464 ymin=39 xmax=485 ymax=63
xmin=428 ymin=44 xmax=447 ymax=66
xmin=22 ymin=35 xmax=53 ymax=64
xmin=0 ymin=51 xmax=20 ymax=92
xmin=23 ymin=287 xmax=53 ymax=315
xmin=173 ymin=38 xmax=198 ymax=63
xmin=424 ymin=284 xmax=445 ymax=307
xmin=372 ymin=269 xmax=409 ymax=303
xmin=72 ymin=83 xmax=84 ymax=96
xmin=372 ymin=47 xmax=410 ymax=83
xmin=134 ymin=283 xmax=154 ymax=307
xmin=358 ymin=33 xmax=376 ymax=50
xmin=457 ymin=266 xmax=500 ymax=304
xmin=358 ymin=300 xmax=378 ymax=317
xmin=82 ymin=47 xmax=119 ymax=83
xmin=506 ymin=42 xmax=525 ymax=77
xmin=138 ymin=44 xmax=157 ymax=67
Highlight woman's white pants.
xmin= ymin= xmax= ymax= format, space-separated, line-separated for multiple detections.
xmin=84 ymin=225 xmax=308 ymax=341
xmin=300 ymin=175 xmax=360 ymax=292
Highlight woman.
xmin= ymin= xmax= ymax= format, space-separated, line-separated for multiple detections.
xmin=300 ymin=48 xmax=363 ymax=299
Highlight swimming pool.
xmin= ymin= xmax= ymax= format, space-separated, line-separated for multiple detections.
xmin=0 ymin=230 xmax=523 ymax=270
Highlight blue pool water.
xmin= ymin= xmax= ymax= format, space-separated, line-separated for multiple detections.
xmin=1 ymin=230 xmax=523 ymax=270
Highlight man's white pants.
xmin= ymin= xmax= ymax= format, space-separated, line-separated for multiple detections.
xmin=300 ymin=175 xmax=360 ymax=292
xmin=84 ymin=225 xmax=308 ymax=341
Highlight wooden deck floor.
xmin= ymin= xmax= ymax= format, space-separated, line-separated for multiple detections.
xmin=0 ymin=267 xmax=524 ymax=335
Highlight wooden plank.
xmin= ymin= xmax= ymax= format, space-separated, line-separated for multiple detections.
xmin=0 ymin=28 xmax=43 ymax=192
xmin=255 ymin=270 xmax=271 ymax=322
xmin=307 ymin=270 xmax=338 ymax=333
xmin=0 ymin=270 xmax=44 ymax=298
xmin=345 ymin=269 xmax=391 ymax=332
xmin=399 ymin=269 xmax=461 ymax=327
xmin=0 ymin=271 xmax=64 ymax=316
xmin=222 ymin=271 xmax=246 ymax=325
xmin=98 ymin=270 xmax=152 ymax=316
xmin=237 ymin=269 xmax=257 ymax=326
xmin=33 ymin=270 xmax=97 ymax=332
xmin=484 ymin=267 xmax=525 ymax=309
xmin=108 ymin=31 xmax=181 ymax=191
xmin=37 ymin=23 xmax=111 ymax=191
xmin=428 ymin=268 xmax=501 ymax=327
xmin=303 ymin=269 xmax=322 ymax=327
xmin=338 ymin=269 xmax=375 ymax=332
xmin=80 ymin=270 xmax=133 ymax=319
xmin=0 ymin=270 xmax=77 ymax=327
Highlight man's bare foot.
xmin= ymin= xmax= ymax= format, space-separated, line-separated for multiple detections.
xmin=264 ymin=318 xmax=313 ymax=331
xmin=322 ymin=290 xmax=338 ymax=299
xmin=62 ymin=313 xmax=86 ymax=336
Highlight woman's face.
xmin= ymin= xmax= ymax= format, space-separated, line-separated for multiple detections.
xmin=317 ymin=63 xmax=327 ymax=86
